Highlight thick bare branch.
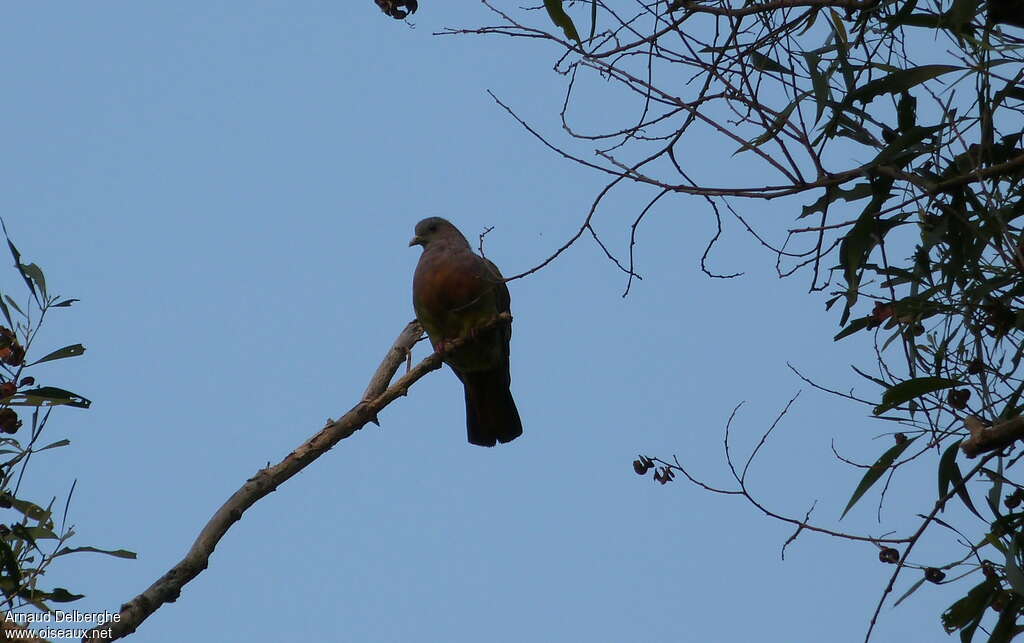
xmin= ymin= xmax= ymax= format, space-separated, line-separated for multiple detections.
xmin=961 ymin=414 xmax=1024 ymax=458
xmin=81 ymin=315 xmax=510 ymax=642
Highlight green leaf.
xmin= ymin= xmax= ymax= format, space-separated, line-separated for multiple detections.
xmin=30 ymin=343 xmax=86 ymax=366
xmin=749 ymin=52 xmax=793 ymax=75
xmin=8 ymin=497 xmax=50 ymax=522
xmin=893 ymin=577 xmax=926 ymax=607
xmin=734 ymin=93 xmax=806 ymax=154
xmin=800 ymin=182 xmax=872 ymax=219
xmin=829 ymin=9 xmax=848 ymax=52
xmin=589 ymin=0 xmax=597 ymax=40
xmin=1006 ymin=539 xmax=1024 ymax=598
xmin=804 ymin=52 xmax=830 ymax=122
xmin=36 ymin=438 xmax=70 ymax=452
xmin=838 ymin=185 xmax=898 ymax=323
xmin=4 ymin=295 xmax=23 ymax=317
xmin=874 ymin=377 xmax=960 ymax=415
xmin=18 ymin=525 xmax=57 ymax=540
xmin=544 ymin=0 xmax=581 ymax=43
xmin=988 ymin=457 xmax=1005 ymax=517
xmin=19 ymin=263 xmax=45 ymax=299
xmin=942 ymin=579 xmax=996 ymax=635
xmin=841 ymin=436 xmax=917 ymax=519
xmin=872 ymin=124 xmax=945 ymax=168
xmin=51 ymin=298 xmax=79 ymax=308
xmin=0 ymin=539 xmax=20 ymax=588
xmin=0 ymin=224 xmax=38 ymax=302
xmin=834 ymin=316 xmax=871 ymax=341
xmin=937 ymin=439 xmax=983 ymax=519
xmin=9 ymin=386 xmax=91 ymax=409
xmin=54 ymin=545 xmax=137 ymax=560
xmin=45 ymin=587 xmax=84 ymax=603
xmin=0 ymin=293 xmax=11 ymax=328
xmin=944 ymin=0 xmax=979 ymax=32
xmin=844 ymin=65 xmax=962 ymax=106
xmin=991 ymin=593 xmax=1022 ymax=642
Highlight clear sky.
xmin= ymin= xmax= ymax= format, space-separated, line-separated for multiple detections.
xmin=0 ymin=3 xmax=971 ymax=642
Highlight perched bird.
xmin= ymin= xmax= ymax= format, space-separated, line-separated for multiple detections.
xmin=409 ymin=217 xmax=523 ymax=447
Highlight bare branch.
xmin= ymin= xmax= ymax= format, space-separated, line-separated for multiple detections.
xmin=81 ymin=315 xmax=510 ymax=642
xmin=961 ymin=414 xmax=1024 ymax=458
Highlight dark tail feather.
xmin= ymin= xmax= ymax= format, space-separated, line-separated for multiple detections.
xmin=460 ymin=369 xmax=523 ymax=447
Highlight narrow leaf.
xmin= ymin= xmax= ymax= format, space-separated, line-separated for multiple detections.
xmin=54 ymin=545 xmax=137 ymax=560
xmin=19 ymin=263 xmax=45 ymax=299
xmin=0 ymin=293 xmax=11 ymax=328
xmin=749 ymin=52 xmax=793 ymax=75
xmin=4 ymin=296 xmax=23 ymax=317
xmin=36 ymin=438 xmax=70 ymax=452
xmin=30 ymin=344 xmax=86 ymax=366
xmin=893 ymin=577 xmax=926 ymax=607
xmin=1006 ymin=539 xmax=1024 ymax=598
xmin=845 ymin=65 xmax=961 ymax=106
xmin=874 ymin=377 xmax=960 ymax=415
xmin=544 ymin=0 xmax=582 ymax=43
xmin=841 ymin=436 xmax=917 ymax=519
xmin=45 ymin=587 xmax=84 ymax=603
xmin=9 ymin=386 xmax=91 ymax=409
xmin=834 ymin=316 xmax=871 ymax=341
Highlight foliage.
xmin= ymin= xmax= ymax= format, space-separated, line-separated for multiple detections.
xmin=435 ymin=0 xmax=1024 ymax=640
xmin=0 ymin=223 xmax=133 ymax=620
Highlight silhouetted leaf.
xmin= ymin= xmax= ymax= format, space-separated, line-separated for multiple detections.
xmin=31 ymin=344 xmax=86 ymax=366
xmin=991 ymin=593 xmax=1022 ymax=642
xmin=54 ymin=545 xmax=137 ymax=560
xmin=938 ymin=440 xmax=982 ymax=519
xmin=544 ymin=0 xmax=581 ymax=43
xmin=845 ymin=65 xmax=961 ymax=105
xmin=9 ymin=497 xmax=49 ymax=522
xmin=749 ymin=51 xmax=792 ymax=74
xmin=1006 ymin=539 xmax=1024 ymax=598
xmin=45 ymin=587 xmax=84 ymax=603
xmin=0 ymin=539 xmax=20 ymax=588
xmin=0 ymin=294 xmax=11 ymax=328
xmin=894 ymin=577 xmax=926 ymax=607
xmin=800 ymin=182 xmax=872 ymax=219
xmin=51 ymin=298 xmax=79 ymax=308
xmin=734 ymin=93 xmax=807 ymax=154
xmin=4 ymin=296 xmax=23 ymax=317
xmin=834 ymin=316 xmax=871 ymax=341
xmin=19 ymin=263 xmax=45 ymax=299
xmin=9 ymin=387 xmax=91 ymax=409
xmin=37 ymin=439 xmax=70 ymax=452
xmin=942 ymin=579 xmax=995 ymax=635
xmin=874 ymin=377 xmax=961 ymax=415
xmin=805 ymin=52 xmax=831 ymax=122
xmin=841 ymin=436 xmax=917 ymax=519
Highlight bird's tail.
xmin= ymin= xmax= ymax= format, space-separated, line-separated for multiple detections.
xmin=461 ymin=369 xmax=523 ymax=447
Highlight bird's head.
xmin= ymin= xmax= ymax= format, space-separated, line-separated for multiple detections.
xmin=409 ymin=217 xmax=467 ymax=249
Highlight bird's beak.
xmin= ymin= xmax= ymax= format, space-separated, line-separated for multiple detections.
xmin=409 ymin=235 xmax=424 ymax=247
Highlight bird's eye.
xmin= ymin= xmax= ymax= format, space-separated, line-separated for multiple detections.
xmin=428 ymin=224 xmax=437 ymax=232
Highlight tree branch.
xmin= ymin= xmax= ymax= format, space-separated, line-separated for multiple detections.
xmin=961 ymin=414 xmax=1024 ymax=458
xmin=81 ymin=315 xmax=510 ymax=642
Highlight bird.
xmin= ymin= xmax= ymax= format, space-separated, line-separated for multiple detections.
xmin=409 ymin=217 xmax=523 ymax=447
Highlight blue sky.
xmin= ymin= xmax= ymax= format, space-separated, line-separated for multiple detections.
xmin=0 ymin=3 xmax=976 ymax=641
